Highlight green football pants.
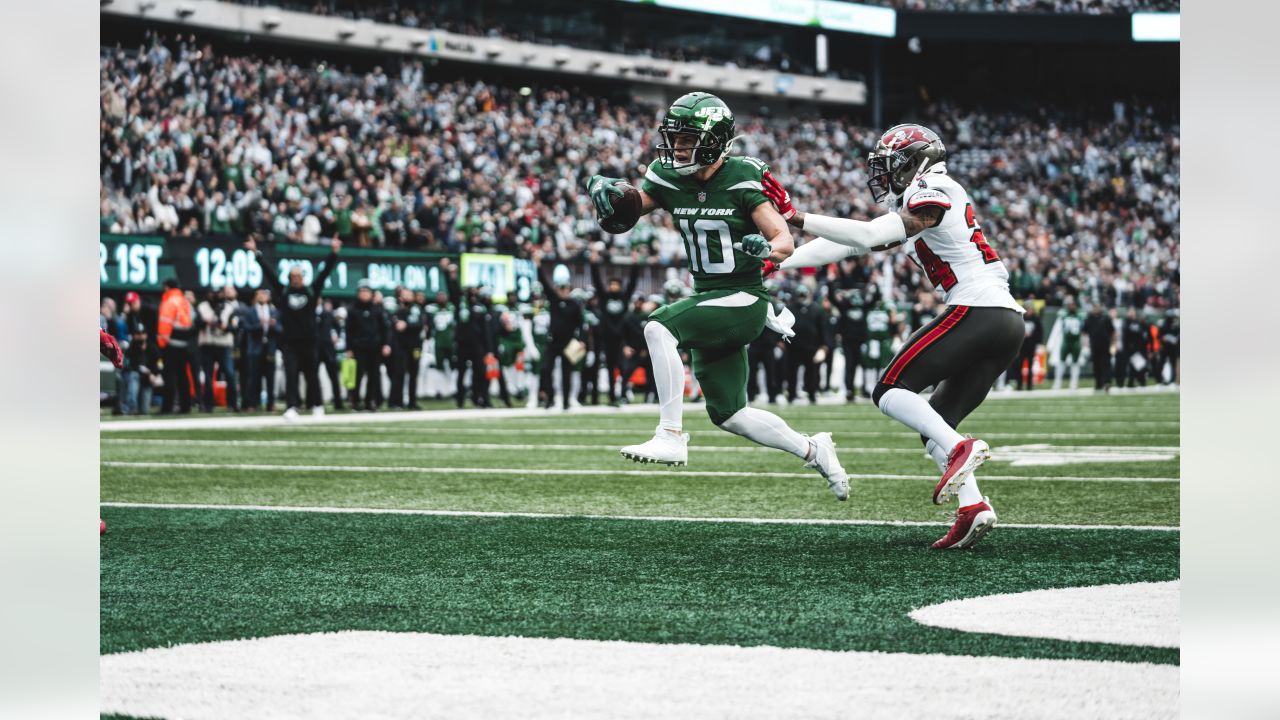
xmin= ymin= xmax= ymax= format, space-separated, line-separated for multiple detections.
xmin=648 ymin=288 xmax=768 ymax=425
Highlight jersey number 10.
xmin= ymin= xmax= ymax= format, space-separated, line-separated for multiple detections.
xmin=677 ymin=218 xmax=736 ymax=274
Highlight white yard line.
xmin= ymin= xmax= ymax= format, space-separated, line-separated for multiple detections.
xmin=100 ymin=460 xmax=1180 ymax=483
xmin=103 ymin=438 xmax=921 ymax=455
xmin=98 ymin=501 xmax=1181 ymax=532
xmin=100 ymin=387 xmax=1178 ymax=432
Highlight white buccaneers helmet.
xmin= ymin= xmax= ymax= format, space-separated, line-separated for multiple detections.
xmin=866 ymin=124 xmax=947 ymax=207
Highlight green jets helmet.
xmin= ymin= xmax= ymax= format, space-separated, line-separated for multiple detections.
xmin=655 ymin=92 xmax=737 ymax=176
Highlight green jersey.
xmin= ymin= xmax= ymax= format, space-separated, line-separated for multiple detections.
xmin=864 ymin=302 xmax=896 ymax=368
xmin=1059 ymin=309 xmax=1086 ymax=342
xmin=865 ymin=303 xmax=894 ymax=342
xmin=427 ymin=303 xmax=455 ymax=347
xmin=1058 ymin=308 xmax=1086 ymax=362
xmin=640 ymin=156 xmax=771 ymax=293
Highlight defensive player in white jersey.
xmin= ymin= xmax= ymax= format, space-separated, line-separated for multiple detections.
xmin=762 ymin=124 xmax=1025 ymax=549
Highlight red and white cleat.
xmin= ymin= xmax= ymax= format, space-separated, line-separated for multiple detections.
xmin=932 ymin=496 xmax=997 ymax=550
xmin=934 ymin=437 xmax=990 ymax=505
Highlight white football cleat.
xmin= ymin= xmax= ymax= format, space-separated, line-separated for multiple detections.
xmin=282 ymin=407 xmax=300 ymax=422
xmin=804 ymin=432 xmax=849 ymax=501
xmin=621 ymin=426 xmax=690 ymax=466
xmin=311 ymin=406 xmax=325 ymax=417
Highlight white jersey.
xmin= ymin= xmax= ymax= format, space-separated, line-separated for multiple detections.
xmin=899 ymin=167 xmax=1023 ymax=313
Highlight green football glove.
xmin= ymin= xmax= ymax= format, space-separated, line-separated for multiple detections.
xmin=586 ymin=175 xmax=627 ymax=218
xmin=733 ymin=233 xmax=772 ymax=259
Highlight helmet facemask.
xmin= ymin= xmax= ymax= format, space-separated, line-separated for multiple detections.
xmin=866 ymin=124 xmax=947 ymax=208
xmin=657 ymin=125 xmax=725 ymax=176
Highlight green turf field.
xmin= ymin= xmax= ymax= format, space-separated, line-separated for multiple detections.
xmin=100 ymin=390 xmax=1179 ymax=718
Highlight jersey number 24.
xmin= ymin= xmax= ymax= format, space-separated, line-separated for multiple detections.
xmin=914 ymin=203 xmax=999 ymax=289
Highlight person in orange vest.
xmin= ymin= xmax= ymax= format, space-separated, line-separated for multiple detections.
xmin=156 ymin=277 xmax=196 ymax=414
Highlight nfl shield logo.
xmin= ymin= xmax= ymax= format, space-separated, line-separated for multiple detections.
xmin=697 ymin=192 xmax=707 ymax=203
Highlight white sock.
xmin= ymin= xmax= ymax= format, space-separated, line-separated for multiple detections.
xmin=1052 ymin=364 xmax=1063 ymax=390
xmin=1070 ymin=364 xmax=1080 ymax=390
xmin=720 ymin=407 xmax=811 ymax=459
xmin=957 ymin=472 xmax=984 ymax=507
xmin=645 ymin=321 xmax=685 ymax=432
xmin=878 ymin=388 xmax=964 ymax=453
xmin=924 ymin=439 xmax=949 ymax=472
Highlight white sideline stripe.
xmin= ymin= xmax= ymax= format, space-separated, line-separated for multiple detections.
xmin=102 ymin=438 xmax=922 ymax=455
xmin=100 ymin=387 xmax=1178 ymax=432
xmin=98 ymin=501 xmax=1181 ymax=532
xmin=102 ymin=435 xmax=1172 ymax=450
xmin=100 ymin=461 xmax=1180 ymax=483
xmin=235 ymin=426 xmax=1177 ymax=440
xmin=99 ymin=631 xmax=1178 ymax=720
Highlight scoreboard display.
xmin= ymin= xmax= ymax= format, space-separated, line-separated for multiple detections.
xmin=100 ymin=235 xmax=479 ymax=298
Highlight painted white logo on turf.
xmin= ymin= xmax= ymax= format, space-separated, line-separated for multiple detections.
xmin=100 ymin=630 xmax=1177 ymax=719
xmin=910 ymin=581 xmax=1179 ymax=648
xmin=996 ymin=444 xmax=1178 ymax=467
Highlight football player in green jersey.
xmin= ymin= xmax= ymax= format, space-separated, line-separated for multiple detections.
xmin=585 ymin=92 xmax=848 ymax=500
xmin=424 ymin=290 xmax=456 ymax=399
xmin=1050 ymin=296 xmax=1087 ymax=390
xmin=862 ymin=288 xmax=898 ymax=399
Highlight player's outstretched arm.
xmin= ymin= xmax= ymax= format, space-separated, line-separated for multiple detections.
xmin=762 ymin=170 xmax=933 ymax=256
xmin=780 ymin=237 xmax=862 ymax=270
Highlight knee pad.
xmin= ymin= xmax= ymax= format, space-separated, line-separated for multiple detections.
xmin=871 ymin=381 xmax=897 ymax=408
xmin=707 ymin=400 xmax=744 ymax=428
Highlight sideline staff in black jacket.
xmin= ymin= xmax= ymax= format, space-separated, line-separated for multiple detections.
xmin=589 ymin=249 xmax=640 ymax=406
xmin=534 ymin=249 xmax=585 ymax=410
xmin=247 ymin=236 xmax=342 ymax=413
xmin=347 ymin=281 xmax=392 ymax=410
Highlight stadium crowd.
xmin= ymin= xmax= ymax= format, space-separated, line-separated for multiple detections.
xmin=234 ymin=0 xmax=1181 ymax=23
xmin=217 ymin=0 xmax=1179 ymax=76
xmin=99 ymin=34 xmax=1179 ymax=414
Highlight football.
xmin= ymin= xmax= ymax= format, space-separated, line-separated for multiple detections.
xmin=598 ymin=183 xmax=642 ymax=234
